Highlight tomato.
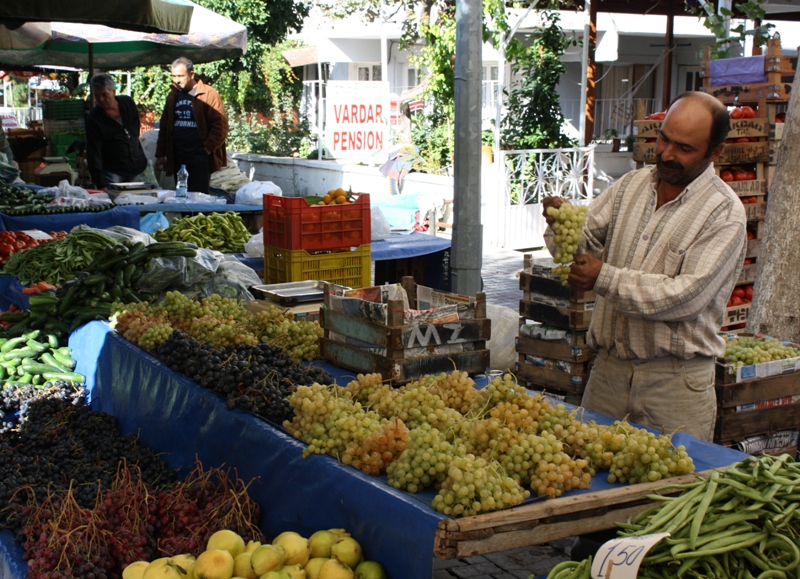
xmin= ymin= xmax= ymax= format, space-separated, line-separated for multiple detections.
xmin=744 ymin=286 xmax=754 ymax=300
xmin=730 ymin=296 xmax=744 ymax=306
xmin=747 ymin=230 xmax=757 ymax=240
xmin=732 ymin=287 xmax=745 ymax=299
xmin=646 ymin=111 xmax=666 ymax=121
xmin=730 ymin=107 xmax=744 ymax=119
xmin=13 ymin=240 xmax=26 ymax=250
xmin=776 ymin=112 xmax=786 ymax=123
xmin=0 ymin=243 xmax=12 ymax=256
xmin=740 ymin=106 xmax=757 ymax=119
xmin=747 ymin=196 xmax=759 ymax=203
xmin=720 ymin=170 xmax=734 ymax=182
xmin=720 ymin=326 xmax=730 ymax=331
xmin=744 ymin=258 xmax=755 ymax=265
xmin=733 ymin=137 xmax=750 ymax=144
xmin=645 ymin=138 xmax=656 ymax=143
xmin=744 ymin=170 xmax=757 ymax=180
xmin=733 ymin=169 xmax=750 ymax=181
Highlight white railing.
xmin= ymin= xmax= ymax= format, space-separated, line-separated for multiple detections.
xmin=562 ymin=98 xmax=660 ymax=139
xmin=486 ymin=146 xmax=596 ymax=249
xmin=300 ymin=80 xmax=325 ymax=135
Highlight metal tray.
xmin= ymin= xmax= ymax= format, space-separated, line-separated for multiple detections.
xmin=250 ymin=281 xmax=351 ymax=306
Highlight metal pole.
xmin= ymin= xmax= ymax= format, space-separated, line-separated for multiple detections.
xmin=578 ymin=0 xmax=591 ymax=146
xmin=451 ymin=0 xmax=483 ymax=295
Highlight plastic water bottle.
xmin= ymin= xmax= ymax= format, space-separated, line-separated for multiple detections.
xmin=176 ymin=164 xmax=189 ymax=198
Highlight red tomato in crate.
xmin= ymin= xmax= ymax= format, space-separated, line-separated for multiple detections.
xmin=744 ymin=285 xmax=754 ymax=300
xmin=747 ymin=230 xmax=757 ymax=240
xmin=0 ymin=243 xmax=12 ymax=256
xmin=732 ymin=287 xmax=745 ymax=299
xmin=776 ymin=112 xmax=786 ymax=123
xmin=720 ymin=170 xmax=734 ymax=182
xmin=744 ymin=258 xmax=755 ymax=265
xmin=646 ymin=111 xmax=666 ymax=120
xmin=730 ymin=296 xmax=744 ymax=306
xmin=740 ymin=106 xmax=757 ymax=119
xmin=730 ymin=108 xmax=744 ymax=119
xmin=733 ymin=169 xmax=751 ymax=181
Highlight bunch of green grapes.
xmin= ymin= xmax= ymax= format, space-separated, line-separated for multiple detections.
xmin=137 ymin=323 xmax=175 ymax=352
xmin=428 ymin=370 xmax=481 ymax=414
xmin=188 ymin=315 xmax=258 ymax=348
xmin=432 ymin=455 xmax=530 ymax=516
xmin=283 ymin=383 xmax=385 ymax=459
xmin=530 ymin=452 xmax=592 ymax=498
xmin=547 ymin=203 xmax=588 ymax=282
xmin=342 ymin=373 xmax=387 ymax=405
xmin=341 ymin=418 xmax=410 ymax=476
xmin=386 ymin=423 xmax=458 ymax=493
xmin=724 ymin=337 xmax=800 ymax=367
xmin=468 ymin=373 xmax=530 ymax=418
xmin=370 ymin=378 xmax=463 ymax=432
xmin=601 ymin=421 xmax=694 ymax=484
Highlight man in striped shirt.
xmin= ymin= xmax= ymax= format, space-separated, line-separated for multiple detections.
xmin=543 ymin=91 xmax=747 ymax=440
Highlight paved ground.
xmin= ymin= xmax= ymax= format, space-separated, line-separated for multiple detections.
xmin=426 ymin=243 xmax=575 ymax=579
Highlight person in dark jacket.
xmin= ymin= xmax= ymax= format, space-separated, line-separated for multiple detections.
xmin=85 ymin=74 xmax=148 ymax=190
xmin=155 ymin=56 xmax=228 ymax=194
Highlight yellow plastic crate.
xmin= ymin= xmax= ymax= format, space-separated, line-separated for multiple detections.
xmin=263 ymin=244 xmax=371 ymax=288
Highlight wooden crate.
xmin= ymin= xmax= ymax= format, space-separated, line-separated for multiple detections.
xmin=319 ymin=277 xmax=490 ymax=384
xmin=433 ymin=470 xmax=711 ymax=559
xmin=519 ymin=300 xmax=593 ymax=331
xmin=716 ymin=402 xmax=800 ymax=444
xmin=519 ymin=271 xmax=595 ymax=303
xmin=737 ymin=263 xmax=758 ymax=286
xmin=515 ymin=359 xmax=589 ymax=397
xmin=726 ymin=179 xmax=767 ymax=196
xmin=516 ymin=335 xmax=593 ymax=363
xmin=636 ymin=141 xmax=770 ymax=165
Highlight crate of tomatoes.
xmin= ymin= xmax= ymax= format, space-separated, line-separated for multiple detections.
xmin=0 ymin=230 xmax=66 ymax=266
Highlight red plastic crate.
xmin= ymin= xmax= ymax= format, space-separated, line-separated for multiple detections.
xmin=263 ymin=194 xmax=371 ymax=252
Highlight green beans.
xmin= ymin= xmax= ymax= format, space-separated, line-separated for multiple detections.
xmin=555 ymin=455 xmax=800 ymax=579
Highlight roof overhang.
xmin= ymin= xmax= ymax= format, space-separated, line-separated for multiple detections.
xmin=283 ymin=46 xmax=318 ymax=68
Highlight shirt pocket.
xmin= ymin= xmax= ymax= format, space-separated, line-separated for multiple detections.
xmin=663 ymin=246 xmax=686 ymax=278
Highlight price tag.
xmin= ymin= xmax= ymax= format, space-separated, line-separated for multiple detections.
xmin=21 ymin=229 xmax=52 ymax=241
xmin=591 ymin=533 xmax=669 ymax=579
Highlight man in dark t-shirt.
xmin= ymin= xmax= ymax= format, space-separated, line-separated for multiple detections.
xmin=156 ymin=57 xmax=228 ymax=194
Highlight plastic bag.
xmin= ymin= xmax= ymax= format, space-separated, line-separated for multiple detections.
xmin=138 ymin=160 xmax=158 ymax=185
xmin=235 ymin=181 xmax=282 ymax=205
xmin=198 ymin=257 xmax=261 ymax=300
xmin=244 ymin=230 xmax=264 ymax=257
xmin=137 ymin=256 xmax=188 ymax=293
xmin=486 ymin=304 xmax=520 ymax=371
xmin=140 ymin=212 xmax=170 ymax=235
xmin=114 ymin=193 xmax=159 ymax=205
xmin=101 ymin=226 xmax=156 ymax=245
xmin=183 ymin=248 xmax=224 ymax=287
xmin=371 ymin=206 xmax=391 ymax=241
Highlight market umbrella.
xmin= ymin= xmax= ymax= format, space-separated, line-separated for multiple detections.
xmin=0 ymin=0 xmax=194 ymax=34
xmin=0 ymin=1 xmax=247 ymax=69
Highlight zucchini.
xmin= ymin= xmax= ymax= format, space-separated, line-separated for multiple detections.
xmin=83 ymin=273 xmax=110 ymax=287
xmin=40 ymin=352 xmax=69 ymax=373
xmin=42 ymin=371 xmax=85 ymax=384
xmin=28 ymin=293 xmax=59 ymax=308
xmin=3 ymin=347 xmax=39 ymax=361
xmin=0 ymin=337 xmax=26 ymax=353
xmin=22 ymin=362 xmax=64 ymax=375
xmin=51 ymin=350 xmax=76 ymax=370
xmin=0 ymin=312 xmax=29 ymax=323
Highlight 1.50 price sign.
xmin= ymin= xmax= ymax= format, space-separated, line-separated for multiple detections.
xmin=591 ymin=533 xmax=670 ymax=579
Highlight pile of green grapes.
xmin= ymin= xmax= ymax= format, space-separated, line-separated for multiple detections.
xmin=547 ymin=203 xmax=589 ymax=282
xmin=723 ymin=337 xmax=800 ymax=367
xmin=113 ymin=291 xmax=323 ymax=361
xmin=283 ymin=371 xmax=695 ymax=518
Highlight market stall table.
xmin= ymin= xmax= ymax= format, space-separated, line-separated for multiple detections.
xmin=0 ymin=320 xmax=746 ymax=579
xmin=137 ymin=201 xmax=264 ymax=234
xmin=0 ymin=204 xmax=140 ymax=232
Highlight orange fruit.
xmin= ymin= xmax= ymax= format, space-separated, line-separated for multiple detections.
xmin=335 ymin=187 xmax=346 ymax=196
xmin=336 ymin=196 xmax=347 ymax=204
xmin=323 ymin=194 xmax=332 ymax=204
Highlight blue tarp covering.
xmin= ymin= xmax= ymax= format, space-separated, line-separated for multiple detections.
xmin=0 ymin=321 xmax=748 ymax=579
xmin=0 ymin=205 xmax=140 ymax=232
xmin=371 ymin=232 xmax=450 ymax=261
xmin=137 ymin=202 xmax=264 ymax=215
xmin=0 ymin=275 xmax=27 ymax=310
xmin=710 ymin=55 xmax=768 ymax=86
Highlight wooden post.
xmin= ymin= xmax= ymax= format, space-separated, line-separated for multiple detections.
xmin=523 ymin=254 xmax=532 ymax=275
xmin=584 ymin=0 xmax=598 ymax=145
xmin=662 ymin=12 xmax=674 ymax=110
xmin=476 ymin=291 xmax=487 ymax=320
xmin=387 ymin=299 xmax=404 ymax=327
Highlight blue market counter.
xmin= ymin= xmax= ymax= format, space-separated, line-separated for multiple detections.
xmin=0 ymin=321 xmax=748 ymax=578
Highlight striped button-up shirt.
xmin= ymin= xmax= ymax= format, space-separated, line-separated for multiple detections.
xmin=546 ymin=164 xmax=747 ymax=360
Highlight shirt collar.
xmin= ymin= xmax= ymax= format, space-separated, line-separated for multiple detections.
xmin=648 ymin=163 xmax=716 ymax=204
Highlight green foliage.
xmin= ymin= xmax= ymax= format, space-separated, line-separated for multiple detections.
xmin=689 ymin=0 xmax=774 ymax=59
xmin=410 ymin=114 xmax=454 ymax=174
xmin=500 ymin=11 xmax=575 ymax=150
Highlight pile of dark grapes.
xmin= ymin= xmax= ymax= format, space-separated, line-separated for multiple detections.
xmin=154 ymin=330 xmax=333 ymax=424
xmin=0 ymin=395 xmax=177 ymax=535
xmin=0 ymin=381 xmax=84 ymax=434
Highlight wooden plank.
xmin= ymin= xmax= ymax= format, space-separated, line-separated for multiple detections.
xmin=445 ymin=504 xmax=649 ymax=559
xmin=718 ymin=141 xmax=769 ymax=165
xmin=715 ymin=402 xmax=800 ymax=442
xmin=704 ymin=84 xmax=792 ymax=104
xmin=519 ymin=301 xmax=592 ymax=330
xmin=515 ymin=361 xmax=588 ymax=395
xmin=716 ymin=371 xmax=800 ymax=407
xmin=743 ymin=201 xmax=766 ymax=221
xmin=632 ymin=142 xmax=656 ymax=164
xmin=746 ymin=238 xmax=760 ymax=259
xmin=632 ymin=119 xmax=662 ymax=138
xmin=727 ymin=179 xmax=767 ymax=195
xmin=728 ymin=117 xmax=771 ymax=137
xmin=736 ymin=263 xmax=758 ymax=286
xmin=723 ymin=303 xmax=751 ymax=327
xmin=515 ymin=335 xmax=594 ymax=363
xmin=519 ymin=272 xmax=595 ymax=303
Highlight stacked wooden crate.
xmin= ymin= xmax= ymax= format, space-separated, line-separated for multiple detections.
xmin=515 ymin=254 xmax=595 ymax=404
xmin=319 ymin=276 xmax=490 ymax=385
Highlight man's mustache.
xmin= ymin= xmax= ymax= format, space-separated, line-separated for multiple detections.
xmin=657 ymin=155 xmax=684 ymax=170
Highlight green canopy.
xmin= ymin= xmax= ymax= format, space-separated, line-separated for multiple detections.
xmin=0 ymin=0 xmax=193 ymax=34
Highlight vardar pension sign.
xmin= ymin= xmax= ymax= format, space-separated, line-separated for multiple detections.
xmin=326 ymin=81 xmax=389 ymax=158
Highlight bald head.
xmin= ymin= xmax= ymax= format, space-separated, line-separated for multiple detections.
xmin=668 ymin=91 xmax=730 ymax=157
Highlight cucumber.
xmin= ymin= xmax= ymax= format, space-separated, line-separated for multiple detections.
xmin=40 ymin=352 xmax=69 ymax=373
xmin=0 ymin=337 xmax=26 ymax=353
xmin=3 ymin=347 xmax=39 ymax=361
xmin=51 ymin=350 xmax=76 ymax=370
xmin=22 ymin=362 xmax=64 ymax=375
xmin=42 ymin=371 xmax=85 ymax=384
xmin=28 ymin=293 xmax=59 ymax=308
xmin=84 ymin=273 xmax=110 ymax=287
